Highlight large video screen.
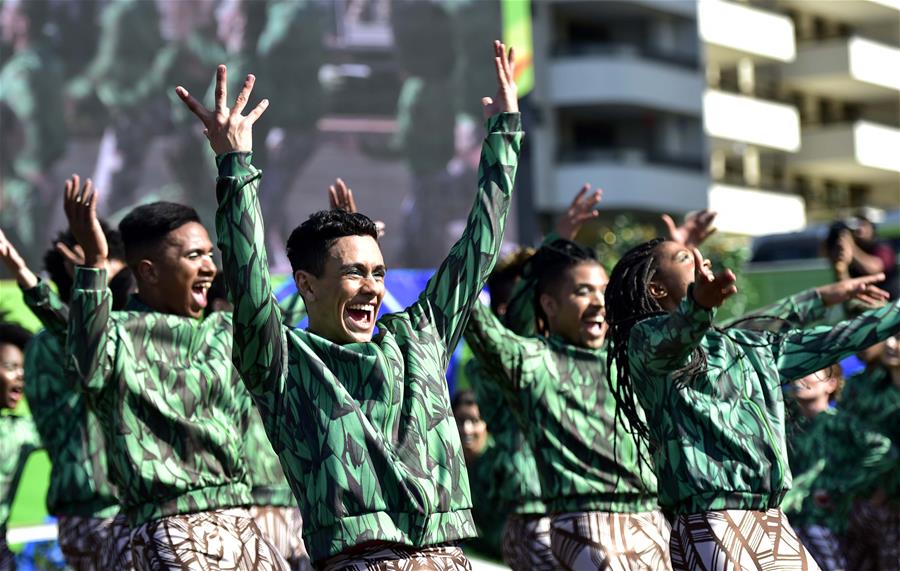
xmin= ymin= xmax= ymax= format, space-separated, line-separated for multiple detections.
xmin=0 ymin=0 xmax=517 ymax=270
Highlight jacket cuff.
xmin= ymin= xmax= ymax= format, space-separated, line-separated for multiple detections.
xmin=215 ymin=152 xmax=258 ymax=179
xmin=74 ymin=267 xmax=107 ymax=290
xmin=485 ymin=112 xmax=522 ymax=134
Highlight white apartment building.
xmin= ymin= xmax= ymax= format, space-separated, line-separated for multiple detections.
xmin=529 ymin=0 xmax=900 ymax=236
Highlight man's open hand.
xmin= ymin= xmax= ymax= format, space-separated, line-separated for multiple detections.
xmin=0 ymin=228 xmax=38 ymax=289
xmin=63 ymin=174 xmax=108 ymax=268
xmin=482 ymin=40 xmax=518 ymax=119
xmin=176 ymin=65 xmax=269 ymax=155
xmin=663 ymin=209 xmax=717 ymax=249
xmin=817 ymin=274 xmax=890 ymax=307
xmin=556 ymin=183 xmax=602 ymax=240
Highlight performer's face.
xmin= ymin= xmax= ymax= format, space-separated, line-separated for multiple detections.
xmin=883 ymin=334 xmax=900 ymax=370
xmin=300 ymin=235 xmax=385 ymax=344
xmin=454 ymin=403 xmax=487 ymax=462
xmin=791 ymin=368 xmax=838 ymax=403
xmin=649 ymin=240 xmax=712 ymax=311
xmin=139 ymin=222 xmax=217 ymax=319
xmin=0 ymin=343 xmax=24 ymax=411
xmin=541 ymin=261 xmax=608 ymax=349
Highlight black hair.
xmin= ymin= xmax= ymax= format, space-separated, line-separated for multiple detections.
xmin=43 ymin=223 xmax=126 ymax=304
xmin=604 ymin=238 xmax=707 ymax=473
xmin=108 ymin=267 xmax=136 ymax=311
xmin=486 ymin=248 xmax=534 ymax=316
xmin=604 ymin=238 xmax=789 ymax=474
xmin=118 ymin=202 xmax=201 ymax=265
xmin=518 ymin=239 xmax=599 ymax=335
xmin=451 ymin=389 xmax=479 ymax=413
xmin=286 ymin=209 xmax=379 ymax=276
xmin=0 ymin=322 xmax=33 ymax=351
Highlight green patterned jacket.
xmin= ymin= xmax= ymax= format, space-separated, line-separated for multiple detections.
xmin=214 ymin=112 xmax=522 ymax=562
xmin=464 ymin=301 xmax=658 ymax=513
xmin=466 ymin=359 xmax=545 ymax=515
xmin=0 ymin=414 xmax=41 ymax=531
xmin=22 ymin=281 xmax=119 ymax=518
xmin=629 ymin=288 xmax=900 ymax=514
xmin=841 ymin=365 xmax=900 ymax=498
xmin=66 ymin=270 xmax=254 ymax=526
xmin=783 ymin=408 xmax=895 ymax=533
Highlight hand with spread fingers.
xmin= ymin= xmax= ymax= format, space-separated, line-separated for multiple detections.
xmin=327 ymin=178 xmax=386 ymax=239
xmin=0 ymin=228 xmax=39 ymax=289
xmin=691 ymin=248 xmax=737 ymax=309
xmin=556 ymin=183 xmax=602 ymax=240
xmin=328 ymin=179 xmax=358 ymax=213
xmin=817 ymin=273 xmax=891 ymax=307
xmin=663 ymin=209 xmax=717 ymax=249
xmin=175 ymin=65 xmax=269 ymax=155
xmin=481 ymin=40 xmax=518 ymax=119
xmin=63 ymin=174 xmax=108 ymax=268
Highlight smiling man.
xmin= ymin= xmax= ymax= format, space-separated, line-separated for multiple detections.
xmin=177 ymin=39 xmax=521 ymax=569
xmin=62 ymin=181 xmax=287 ymax=569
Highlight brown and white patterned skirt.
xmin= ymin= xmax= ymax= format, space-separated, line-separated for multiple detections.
xmin=57 ymin=513 xmax=134 ymax=571
xmin=318 ymin=543 xmax=472 ymax=571
xmin=501 ymin=514 xmax=557 ymax=571
xmin=670 ymin=508 xmax=821 ymax=571
xmin=249 ymin=505 xmax=311 ymax=571
xmin=130 ymin=508 xmax=289 ymax=571
xmin=549 ymin=510 xmax=672 ymax=570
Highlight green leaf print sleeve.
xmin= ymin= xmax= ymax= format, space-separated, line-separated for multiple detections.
xmin=463 ymin=301 xmax=528 ymax=391
xmin=413 ymin=112 xmax=523 ymax=354
xmin=774 ymin=299 xmax=900 ymax=383
xmin=726 ymin=289 xmax=826 ymax=331
xmin=215 ymin=152 xmax=288 ymax=398
xmin=66 ymin=267 xmax=112 ymax=393
xmin=831 ymin=417 xmax=895 ymax=495
xmin=629 ymin=285 xmax=715 ymax=375
xmin=22 ymin=280 xmax=69 ymax=339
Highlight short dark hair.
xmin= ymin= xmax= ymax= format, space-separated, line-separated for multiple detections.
xmin=286 ymin=209 xmax=379 ymax=276
xmin=0 ymin=322 xmax=33 ymax=351
xmin=451 ymin=389 xmax=478 ymax=412
xmin=487 ymin=247 xmax=534 ymax=315
xmin=119 ymin=202 xmax=201 ymax=264
xmin=43 ymin=223 xmax=125 ymax=304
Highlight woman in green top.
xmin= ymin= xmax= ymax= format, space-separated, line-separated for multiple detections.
xmin=604 ymin=237 xmax=898 ymax=570
xmin=0 ymin=321 xmax=39 ymax=571
xmin=783 ymin=364 xmax=895 ymax=571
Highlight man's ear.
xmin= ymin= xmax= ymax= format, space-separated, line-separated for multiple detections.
xmin=539 ymin=293 xmax=557 ymax=320
xmin=295 ymin=270 xmax=317 ymax=302
xmin=648 ymin=280 xmax=668 ymax=301
xmin=135 ymin=259 xmax=157 ymax=285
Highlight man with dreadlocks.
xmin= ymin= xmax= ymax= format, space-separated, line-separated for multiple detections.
xmin=603 ymin=236 xmax=899 ymax=570
xmin=463 ymin=186 xmax=676 ymax=570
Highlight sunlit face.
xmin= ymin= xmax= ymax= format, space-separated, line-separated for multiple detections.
xmin=454 ymin=403 xmax=487 ymax=462
xmin=298 ymin=235 xmax=385 ymax=345
xmin=0 ymin=343 xmax=25 ymax=411
xmin=649 ymin=240 xmax=712 ymax=311
xmin=542 ymin=262 xmax=608 ymax=349
xmin=791 ymin=368 xmax=837 ymax=402
xmin=882 ymin=334 xmax=900 ymax=369
xmin=139 ymin=222 xmax=216 ymax=319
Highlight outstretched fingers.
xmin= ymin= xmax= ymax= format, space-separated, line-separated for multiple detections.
xmin=245 ymin=97 xmax=269 ymax=124
xmin=214 ymin=65 xmax=228 ymax=115
xmin=175 ymin=86 xmax=212 ymax=125
xmin=231 ymin=74 xmax=255 ymax=117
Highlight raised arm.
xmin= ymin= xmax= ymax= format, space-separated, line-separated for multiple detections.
xmin=728 ymin=274 xmax=889 ymax=332
xmin=177 ymin=66 xmax=285 ymax=398
xmin=775 ymin=299 xmax=900 ymax=383
xmin=0 ymin=229 xmax=68 ymax=337
xmin=463 ymin=301 xmax=532 ymax=393
xmin=62 ymin=177 xmax=114 ymax=393
xmin=413 ymin=41 xmax=523 ymax=353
